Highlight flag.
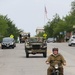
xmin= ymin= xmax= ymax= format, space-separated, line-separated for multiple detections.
xmin=44 ymin=5 xmax=49 ymax=22
xmin=45 ymin=6 xmax=47 ymax=14
xmin=44 ymin=6 xmax=48 ymax=19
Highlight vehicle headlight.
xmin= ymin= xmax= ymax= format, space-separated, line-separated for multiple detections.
xmin=55 ymin=64 xmax=58 ymax=69
xmin=26 ymin=42 xmax=30 ymax=46
xmin=22 ymin=37 xmax=24 ymax=38
xmin=11 ymin=42 xmax=14 ymax=45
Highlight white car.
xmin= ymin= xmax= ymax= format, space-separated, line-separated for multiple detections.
xmin=46 ymin=38 xmax=55 ymax=43
xmin=68 ymin=35 xmax=75 ymax=46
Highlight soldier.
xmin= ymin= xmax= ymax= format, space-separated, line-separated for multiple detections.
xmin=46 ymin=48 xmax=66 ymax=75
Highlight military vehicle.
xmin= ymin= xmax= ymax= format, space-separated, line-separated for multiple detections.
xmin=25 ymin=37 xmax=47 ymax=58
xmin=19 ymin=32 xmax=30 ymax=43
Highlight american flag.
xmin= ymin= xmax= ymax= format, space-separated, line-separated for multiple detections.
xmin=44 ymin=6 xmax=48 ymax=19
xmin=45 ymin=6 xmax=47 ymax=14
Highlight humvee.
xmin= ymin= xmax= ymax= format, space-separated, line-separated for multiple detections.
xmin=25 ymin=37 xmax=47 ymax=58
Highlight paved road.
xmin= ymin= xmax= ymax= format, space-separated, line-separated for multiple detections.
xmin=0 ymin=43 xmax=75 ymax=75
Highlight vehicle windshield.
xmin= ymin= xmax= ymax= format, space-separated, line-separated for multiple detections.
xmin=27 ymin=37 xmax=43 ymax=43
xmin=3 ymin=38 xmax=13 ymax=42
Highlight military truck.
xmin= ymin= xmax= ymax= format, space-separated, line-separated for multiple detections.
xmin=25 ymin=37 xmax=47 ymax=58
xmin=19 ymin=32 xmax=30 ymax=43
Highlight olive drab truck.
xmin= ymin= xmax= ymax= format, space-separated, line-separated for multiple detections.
xmin=19 ymin=32 xmax=30 ymax=43
xmin=25 ymin=37 xmax=47 ymax=58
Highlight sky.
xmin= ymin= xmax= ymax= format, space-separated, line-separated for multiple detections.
xmin=0 ymin=0 xmax=74 ymax=36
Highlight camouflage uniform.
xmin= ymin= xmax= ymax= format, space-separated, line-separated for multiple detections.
xmin=46 ymin=53 xmax=66 ymax=75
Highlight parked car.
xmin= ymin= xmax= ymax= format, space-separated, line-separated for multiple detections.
xmin=46 ymin=38 xmax=55 ymax=43
xmin=25 ymin=37 xmax=47 ymax=58
xmin=68 ymin=35 xmax=75 ymax=46
xmin=1 ymin=37 xmax=16 ymax=49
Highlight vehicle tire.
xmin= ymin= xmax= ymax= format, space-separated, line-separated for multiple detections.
xmin=12 ymin=47 xmax=14 ymax=49
xmin=26 ymin=50 xmax=29 ymax=58
xmin=12 ymin=46 xmax=14 ymax=49
xmin=43 ymin=52 xmax=47 ymax=57
xmin=14 ymin=44 xmax=16 ymax=47
xmin=1 ymin=46 xmax=4 ymax=49
xmin=25 ymin=48 xmax=29 ymax=58
xmin=68 ymin=44 xmax=72 ymax=46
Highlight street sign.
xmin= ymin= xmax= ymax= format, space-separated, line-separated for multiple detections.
xmin=43 ymin=33 xmax=47 ymax=39
xmin=10 ymin=34 xmax=14 ymax=38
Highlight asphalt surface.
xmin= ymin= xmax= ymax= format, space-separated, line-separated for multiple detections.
xmin=0 ymin=43 xmax=75 ymax=75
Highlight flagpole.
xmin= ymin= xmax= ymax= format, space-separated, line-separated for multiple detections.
xmin=44 ymin=5 xmax=45 ymax=25
xmin=44 ymin=0 xmax=49 ymax=25
xmin=44 ymin=5 xmax=48 ymax=25
xmin=44 ymin=0 xmax=46 ymax=25
xmin=44 ymin=0 xmax=45 ymax=25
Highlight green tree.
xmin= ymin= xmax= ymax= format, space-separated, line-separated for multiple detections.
xmin=44 ymin=14 xmax=61 ymax=38
xmin=0 ymin=15 xmax=8 ymax=37
xmin=71 ymin=0 xmax=75 ymax=14
xmin=43 ymin=1 xmax=75 ymax=42
xmin=0 ymin=14 xmax=22 ymax=41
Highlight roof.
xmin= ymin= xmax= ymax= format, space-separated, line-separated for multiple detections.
xmin=36 ymin=27 xmax=44 ymax=30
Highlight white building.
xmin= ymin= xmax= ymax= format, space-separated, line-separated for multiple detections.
xmin=36 ymin=27 xmax=44 ymax=35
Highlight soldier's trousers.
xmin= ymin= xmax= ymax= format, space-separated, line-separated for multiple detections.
xmin=47 ymin=66 xmax=63 ymax=75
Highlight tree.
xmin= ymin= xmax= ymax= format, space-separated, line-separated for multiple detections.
xmin=0 ymin=14 xmax=22 ymax=41
xmin=0 ymin=15 xmax=8 ymax=41
xmin=71 ymin=0 xmax=75 ymax=14
xmin=0 ymin=15 xmax=8 ymax=35
xmin=43 ymin=1 xmax=75 ymax=42
xmin=44 ymin=14 xmax=61 ymax=38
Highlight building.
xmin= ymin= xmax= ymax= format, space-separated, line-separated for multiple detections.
xmin=36 ymin=27 xmax=44 ymax=35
